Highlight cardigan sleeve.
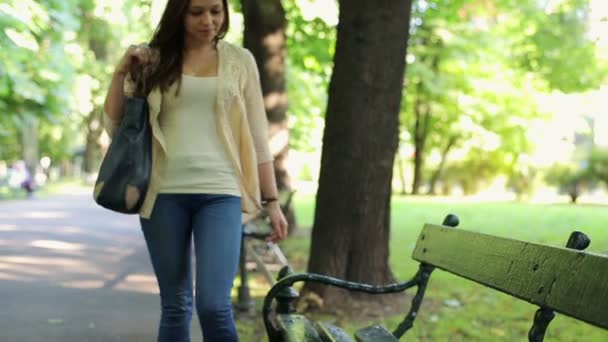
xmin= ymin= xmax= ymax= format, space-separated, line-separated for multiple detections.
xmin=242 ymin=49 xmax=273 ymax=164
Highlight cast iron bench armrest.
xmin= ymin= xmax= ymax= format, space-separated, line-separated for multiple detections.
xmin=263 ymin=214 xmax=460 ymax=342
xmin=263 ymin=262 xmax=436 ymax=341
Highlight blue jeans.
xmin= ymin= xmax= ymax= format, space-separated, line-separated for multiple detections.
xmin=140 ymin=193 xmax=242 ymax=342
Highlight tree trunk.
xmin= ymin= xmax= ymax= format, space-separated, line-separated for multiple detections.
xmin=19 ymin=114 xmax=39 ymax=177
xmin=411 ymin=92 xmax=430 ymax=195
xmin=397 ymin=152 xmax=407 ymax=195
xmin=303 ymin=0 xmax=413 ymax=308
xmin=411 ymin=43 xmax=439 ymax=195
xmin=83 ymin=19 xmax=109 ymax=181
xmin=427 ymin=135 xmax=457 ymax=195
xmin=83 ymin=111 xmax=103 ymax=177
xmin=241 ymin=0 xmax=297 ymax=231
xmin=569 ymin=183 xmax=580 ymax=204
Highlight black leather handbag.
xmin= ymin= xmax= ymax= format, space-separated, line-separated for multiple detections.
xmin=93 ymin=70 xmax=152 ymax=214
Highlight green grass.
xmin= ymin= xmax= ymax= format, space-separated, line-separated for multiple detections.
xmin=236 ymin=194 xmax=608 ymax=341
xmin=0 ymin=178 xmax=90 ymax=200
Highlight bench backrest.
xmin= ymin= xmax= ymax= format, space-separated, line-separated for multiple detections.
xmin=412 ymin=224 xmax=608 ymax=329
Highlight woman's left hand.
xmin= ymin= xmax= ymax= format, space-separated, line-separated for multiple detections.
xmin=266 ymin=202 xmax=288 ymax=243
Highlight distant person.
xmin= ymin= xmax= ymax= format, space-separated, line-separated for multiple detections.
xmin=8 ymin=160 xmax=35 ymax=198
xmin=102 ymin=0 xmax=288 ymax=341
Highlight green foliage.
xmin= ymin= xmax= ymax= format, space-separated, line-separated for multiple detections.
xmin=0 ymin=0 xmax=85 ymax=163
xmin=297 ymin=163 xmax=314 ymax=181
xmin=0 ymin=0 xmax=156 ymax=165
xmin=441 ymin=157 xmax=501 ymax=195
xmin=544 ymin=163 xmax=595 ymax=202
xmin=589 ymin=148 xmax=608 ymax=183
xmin=506 ymin=0 xmax=607 ymax=92
xmin=507 ymin=157 xmax=540 ymax=199
xmin=401 ymin=0 xmax=606 ymax=195
xmin=283 ymin=0 xmax=336 ymax=152
xmin=0 ymin=0 xmax=79 ymax=120
xmin=0 ymin=118 xmax=19 ymax=160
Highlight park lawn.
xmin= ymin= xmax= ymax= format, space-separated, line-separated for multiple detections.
xmin=237 ymin=194 xmax=608 ymax=341
xmin=0 ymin=178 xmax=88 ymax=200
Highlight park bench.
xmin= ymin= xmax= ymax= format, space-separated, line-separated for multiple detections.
xmin=262 ymin=214 xmax=608 ymax=341
xmin=235 ymin=191 xmax=295 ymax=313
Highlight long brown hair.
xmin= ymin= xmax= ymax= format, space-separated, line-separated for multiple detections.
xmin=145 ymin=0 xmax=229 ymax=94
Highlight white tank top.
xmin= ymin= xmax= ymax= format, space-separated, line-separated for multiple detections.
xmin=158 ymin=75 xmax=240 ymax=196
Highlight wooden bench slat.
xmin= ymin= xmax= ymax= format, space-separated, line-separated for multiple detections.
xmin=354 ymin=324 xmax=398 ymax=342
xmin=315 ymin=322 xmax=354 ymax=342
xmin=412 ymin=224 xmax=608 ymax=329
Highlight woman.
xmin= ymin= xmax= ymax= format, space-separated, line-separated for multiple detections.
xmin=102 ymin=0 xmax=288 ymax=340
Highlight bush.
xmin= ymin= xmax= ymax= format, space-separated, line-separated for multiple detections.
xmin=589 ymin=149 xmax=608 ymax=184
xmin=544 ymin=164 xmax=594 ymax=203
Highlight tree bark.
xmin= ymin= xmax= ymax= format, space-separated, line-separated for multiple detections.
xmin=241 ymin=0 xmax=297 ymax=231
xmin=411 ymin=50 xmax=439 ymax=195
xmin=83 ymin=17 xmax=109 ymax=180
xmin=83 ymin=111 xmax=103 ymax=176
xmin=411 ymin=91 xmax=429 ymax=195
xmin=303 ymin=0 xmax=413 ymax=307
xmin=19 ymin=114 xmax=39 ymax=177
xmin=397 ymin=152 xmax=408 ymax=195
xmin=427 ymin=135 xmax=457 ymax=195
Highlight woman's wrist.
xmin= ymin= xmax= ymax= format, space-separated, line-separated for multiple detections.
xmin=114 ymin=59 xmax=132 ymax=77
xmin=265 ymin=201 xmax=281 ymax=211
xmin=262 ymin=196 xmax=279 ymax=207
xmin=262 ymin=196 xmax=278 ymax=202
xmin=114 ymin=68 xmax=129 ymax=78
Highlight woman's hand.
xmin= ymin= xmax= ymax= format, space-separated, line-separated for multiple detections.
xmin=266 ymin=202 xmax=288 ymax=243
xmin=116 ymin=43 xmax=152 ymax=75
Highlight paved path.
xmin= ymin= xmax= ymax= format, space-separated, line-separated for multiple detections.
xmin=0 ymin=188 xmax=203 ymax=341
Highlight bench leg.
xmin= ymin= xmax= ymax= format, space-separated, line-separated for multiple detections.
xmin=236 ymin=233 xmax=255 ymax=312
xmin=527 ymin=231 xmax=591 ymax=342
xmin=528 ymin=308 xmax=555 ymax=342
xmin=393 ymin=214 xmax=460 ymax=338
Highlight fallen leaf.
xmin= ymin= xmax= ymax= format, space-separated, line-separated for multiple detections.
xmin=443 ymin=299 xmax=462 ymax=308
xmin=47 ymin=318 xmax=64 ymax=325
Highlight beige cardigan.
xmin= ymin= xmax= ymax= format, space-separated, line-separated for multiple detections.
xmin=103 ymin=41 xmax=272 ymax=220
